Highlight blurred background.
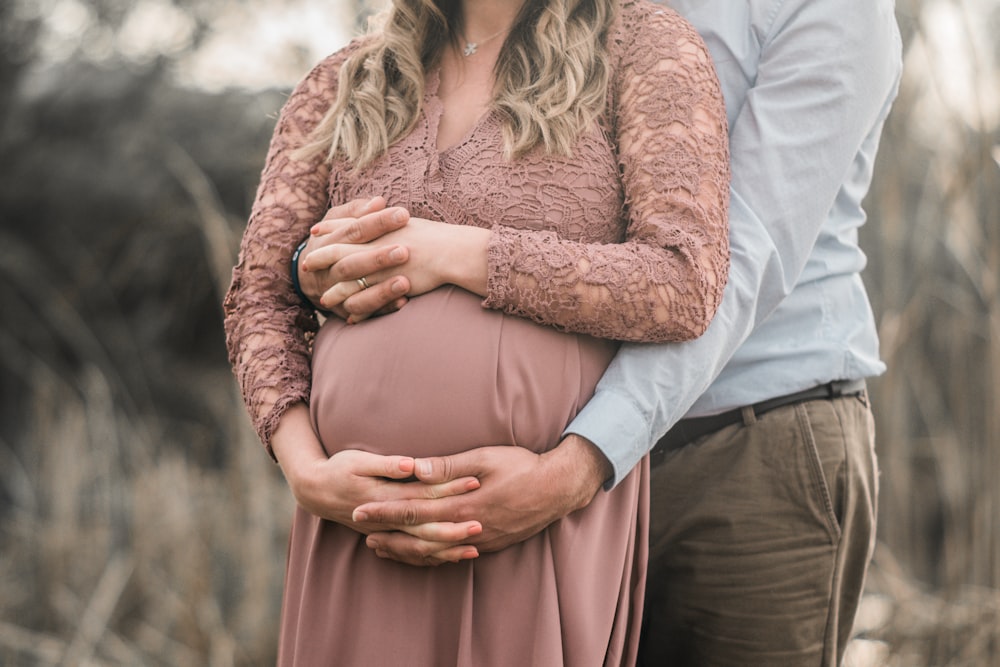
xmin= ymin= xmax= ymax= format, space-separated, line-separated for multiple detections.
xmin=0 ymin=0 xmax=997 ymax=664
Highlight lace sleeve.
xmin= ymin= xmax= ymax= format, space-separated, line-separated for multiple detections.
xmin=482 ymin=4 xmax=730 ymax=343
xmin=223 ymin=54 xmax=344 ymax=451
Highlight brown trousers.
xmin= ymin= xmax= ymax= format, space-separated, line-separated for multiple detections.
xmin=639 ymin=393 xmax=878 ymax=666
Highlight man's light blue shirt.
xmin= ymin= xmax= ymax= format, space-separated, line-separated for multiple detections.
xmin=566 ymin=0 xmax=904 ymax=487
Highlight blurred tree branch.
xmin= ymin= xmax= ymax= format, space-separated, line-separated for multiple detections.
xmin=0 ymin=3 xmax=40 ymax=118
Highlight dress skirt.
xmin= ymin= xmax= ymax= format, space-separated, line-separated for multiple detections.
xmin=279 ymin=286 xmax=648 ymax=666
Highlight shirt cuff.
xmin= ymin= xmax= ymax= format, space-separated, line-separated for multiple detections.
xmin=563 ymin=388 xmax=652 ymax=490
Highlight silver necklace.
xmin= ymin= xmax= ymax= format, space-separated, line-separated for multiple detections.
xmin=461 ymin=26 xmax=508 ymax=57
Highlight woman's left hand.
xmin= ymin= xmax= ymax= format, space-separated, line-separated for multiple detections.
xmin=304 ymin=215 xmax=490 ymax=322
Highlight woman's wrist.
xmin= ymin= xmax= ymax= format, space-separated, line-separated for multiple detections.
xmin=270 ymin=404 xmax=326 ymax=488
xmin=440 ymin=225 xmax=490 ymax=297
xmin=290 ymin=238 xmax=312 ymax=305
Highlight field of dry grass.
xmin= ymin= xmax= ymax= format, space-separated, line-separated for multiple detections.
xmin=0 ymin=0 xmax=998 ymax=664
xmin=0 ymin=364 xmax=291 ymax=665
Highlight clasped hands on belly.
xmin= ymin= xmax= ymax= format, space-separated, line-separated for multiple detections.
xmin=299 ymin=197 xmax=490 ymax=323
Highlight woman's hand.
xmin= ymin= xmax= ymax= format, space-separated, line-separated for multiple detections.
xmin=271 ymin=404 xmax=484 ymax=564
xmin=297 ymin=198 xmax=414 ymax=319
xmin=303 ymin=214 xmax=490 ymax=322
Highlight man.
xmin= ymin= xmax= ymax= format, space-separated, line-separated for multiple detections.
xmin=290 ymin=0 xmax=902 ymax=663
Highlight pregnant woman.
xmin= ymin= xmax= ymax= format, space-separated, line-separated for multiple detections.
xmin=223 ymin=0 xmax=729 ymax=662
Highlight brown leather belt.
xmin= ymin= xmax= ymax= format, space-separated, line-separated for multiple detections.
xmin=649 ymin=379 xmax=867 ymax=468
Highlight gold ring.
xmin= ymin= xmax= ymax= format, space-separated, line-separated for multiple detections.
xmin=356 ymin=276 xmax=371 ymax=290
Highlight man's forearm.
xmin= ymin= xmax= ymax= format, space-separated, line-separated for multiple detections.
xmin=540 ymin=434 xmax=612 ymax=512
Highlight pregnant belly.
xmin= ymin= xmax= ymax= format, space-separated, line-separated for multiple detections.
xmin=309 ymin=286 xmax=617 ymax=458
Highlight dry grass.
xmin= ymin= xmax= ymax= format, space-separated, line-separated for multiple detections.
xmin=851 ymin=545 xmax=1000 ymax=666
xmin=848 ymin=1 xmax=1000 ymax=663
xmin=0 ymin=286 xmax=293 ymax=666
xmin=864 ymin=0 xmax=1000 ymax=597
xmin=0 ymin=64 xmax=294 ymax=664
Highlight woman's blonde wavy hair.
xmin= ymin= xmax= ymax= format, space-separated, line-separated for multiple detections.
xmin=299 ymin=0 xmax=617 ymax=168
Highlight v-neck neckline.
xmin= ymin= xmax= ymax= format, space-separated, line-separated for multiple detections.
xmin=425 ymin=68 xmax=496 ymax=157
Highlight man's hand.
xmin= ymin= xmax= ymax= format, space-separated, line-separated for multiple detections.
xmin=355 ymin=435 xmax=611 ymax=564
xmin=297 ymin=197 xmax=413 ymax=319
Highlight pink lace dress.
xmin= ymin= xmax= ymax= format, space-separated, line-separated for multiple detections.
xmin=224 ymin=2 xmax=729 ymax=665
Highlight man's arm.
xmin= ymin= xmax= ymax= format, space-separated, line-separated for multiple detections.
xmin=569 ymin=0 xmax=904 ymax=485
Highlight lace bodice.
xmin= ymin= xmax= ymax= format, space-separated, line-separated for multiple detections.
xmin=224 ymin=0 xmax=730 ymax=448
